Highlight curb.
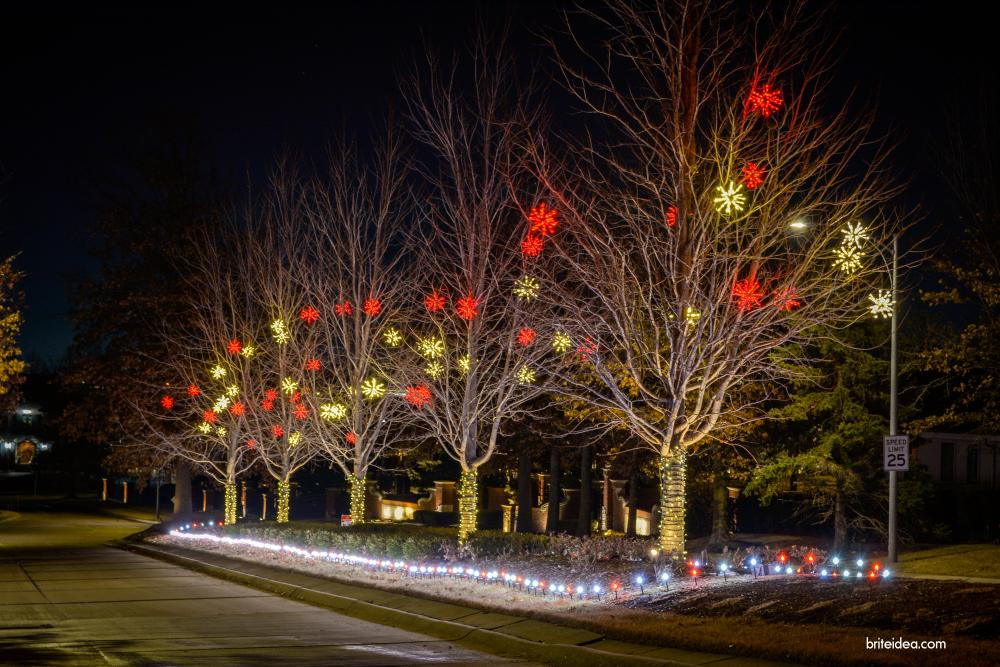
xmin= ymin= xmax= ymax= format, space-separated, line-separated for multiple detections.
xmin=0 ymin=510 xmax=20 ymax=524
xmin=120 ymin=540 xmax=778 ymax=667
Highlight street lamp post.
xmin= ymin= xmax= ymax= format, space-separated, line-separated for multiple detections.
xmin=888 ymin=235 xmax=899 ymax=564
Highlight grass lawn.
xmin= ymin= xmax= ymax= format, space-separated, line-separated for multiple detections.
xmin=898 ymin=544 xmax=1000 ymax=579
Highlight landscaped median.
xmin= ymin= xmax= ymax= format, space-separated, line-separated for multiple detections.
xmin=131 ymin=524 xmax=1000 ymax=667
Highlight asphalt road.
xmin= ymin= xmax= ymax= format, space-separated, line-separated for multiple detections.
xmin=0 ymin=510 xmax=522 ymax=666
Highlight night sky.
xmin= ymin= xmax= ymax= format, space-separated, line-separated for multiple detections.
xmin=0 ymin=2 xmax=991 ymax=365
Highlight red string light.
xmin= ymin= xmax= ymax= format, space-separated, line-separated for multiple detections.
xmin=203 ymin=410 xmax=217 ymax=424
xmin=246 ymin=438 xmax=256 ymax=450
xmin=740 ymin=162 xmax=766 ymax=189
xmin=261 ymin=400 xmax=274 ymax=411
xmin=226 ymin=339 xmax=242 ymax=355
xmin=528 ymin=202 xmax=559 ymax=235
xmin=187 ymin=384 xmax=200 ymax=397
xmin=300 ymin=305 xmax=320 ymax=324
xmin=346 ymin=431 xmax=357 ymax=445
xmin=746 ymin=83 xmax=784 ymax=117
xmin=161 ymin=395 xmax=174 ymax=410
xmin=335 ymin=301 xmax=352 ymax=317
xmin=363 ymin=297 xmax=382 ymax=317
xmin=264 ymin=389 xmax=278 ymax=402
xmin=666 ymin=205 xmax=677 ymax=228
xmin=305 ymin=358 xmax=321 ymax=372
xmin=775 ymin=287 xmax=801 ymax=311
xmin=733 ymin=275 xmax=765 ymax=311
xmin=521 ymin=234 xmax=544 ymax=257
xmin=424 ymin=290 xmax=446 ymax=313
xmin=272 ymin=425 xmax=284 ymax=439
xmin=516 ymin=328 xmax=536 ymax=346
xmin=456 ymin=293 xmax=481 ymax=320
xmin=577 ymin=337 xmax=598 ymax=360
xmin=292 ymin=391 xmax=302 ymax=404
xmin=404 ymin=383 xmax=433 ymax=408
xmin=294 ymin=404 xmax=308 ymax=420
xmin=231 ymin=402 xmax=245 ymax=417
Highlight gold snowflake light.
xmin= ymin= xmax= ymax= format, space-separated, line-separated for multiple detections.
xmin=225 ymin=384 xmax=240 ymax=398
xmin=271 ymin=319 xmax=290 ymax=344
xmin=516 ymin=365 xmax=536 ymax=385
xmin=552 ymin=332 xmax=572 ymax=353
xmin=240 ymin=345 xmax=255 ymax=358
xmin=418 ymin=336 xmax=445 ymax=359
xmin=685 ymin=306 xmax=701 ymax=327
xmin=288 ymin=431 xmax=302 ymax=447
xmin=281 ymin=377 xmax=299 ymax=395
xmin=361 ymin=378 xmax=386 ymax=400
xmin=457 ymin=354 xmax=471 ymax=374
xmin=513 ymin=275 xmax=541 ymax=301
xmin=320 ymin=402 xmax=347 ymax=421
xmin=215 ymin=426 xmax=227 ymax=437
xmin=197 ymin=421 xmax=212 ymax=434
xmin=868 ymin=290 xmax=894 ymax=319
xmin=382 ymin=327 xmax=403 ymax=347
xmin=833 ymin=245 xmax=864 ymax=274
xmin=713 ymin=181 xmax=746 ymax=216
xmin=425 ymin=361 xmax=444 ymax=380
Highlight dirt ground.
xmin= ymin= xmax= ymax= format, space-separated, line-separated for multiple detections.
xmin=624 ymin=576 xmax=1000 ymax=639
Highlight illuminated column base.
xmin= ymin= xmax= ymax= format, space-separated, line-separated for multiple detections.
xmin=224 ymin=483 xmax=238 ymax=525
xmin=458 ymin=468 xmax=478 ymax=543
xmin=657 ymin=448 xmax=686 ymax=556
xmin=276 ymin=480 xmax=291 ymax=523
xmin=348 ymin=474 xmax=366 ymax=525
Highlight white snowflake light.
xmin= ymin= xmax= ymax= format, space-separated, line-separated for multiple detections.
xmin=215 ymin=426 xmax=227 ymax=437
xmin=382 ymin=327 xmax=403 ymax=347
xmin=212 ymin=396 xmax=230 ymax=413
xmin=868 ymin=290 xmax=894 ymax=319
xmin=320 ymin=402 xmax=347 ymax=421
xmin=425 ymin=361 xmax=444 ymax=380
xmin=271 ymin=319 xmax=290 ymax=344
xmin=833 ymin=245 xmax=864 ymax=274
xmin=417 ymin=337 xmax=445 ymax=359
xmin=513 ymin=275 xmax=541 ymax=301
xmin=281 ymin=377 xmax=299 ymax=395
xmin=516 ymin=365 xmax=536 ymax=385
xmin=713 ymin=181 xmax=746 ymax=216
xmin=361 ymin=378 xmax=386 ymax=400
xmin=841 ymin=222 xmax=869 ymax=249
xmin=210 ymin=365 xmax=227 ymax=380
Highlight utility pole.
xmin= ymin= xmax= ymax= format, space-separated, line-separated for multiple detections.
xmin=888 ymin=235 xmax=899 ymax=563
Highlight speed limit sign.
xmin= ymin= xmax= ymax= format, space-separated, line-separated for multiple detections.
xmin=884 ymin=435 xmax=909 ymax=471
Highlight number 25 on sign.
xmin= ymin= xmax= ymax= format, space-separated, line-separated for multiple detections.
xmin=884 ymin=435 xmax=909 ymax=471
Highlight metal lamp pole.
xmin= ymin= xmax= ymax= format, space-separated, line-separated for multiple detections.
xmin=888 ymin=235 xmax=899 ymax=563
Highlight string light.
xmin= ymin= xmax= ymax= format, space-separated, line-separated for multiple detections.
xmin=868 ymin=290 xmax=894 ymax=319
xmin=776 ymin=287 xmax=802 ymax=311
xmin=516 ymin=328 xmax=536 ymax=346
xmin=456 ymin=294 xmax=481 ymax=320
xmin=424 ymin=290 xmax=446 ymax=313
xmin=425 ymin=361 xmax=444 ymax=380
xmin=210 ymin=365 xmax=227 ymax=380
xmin=361 ymin=378 xmax=386 ymax=400
xmin=383 ymin=327 xmax=403 ymax=347
xmin=740 ymin=162 xmax=765 ymax=189
xmin=160 ymin=395 xmax=174 ymax=410
xmin=224 ymin=483 xmax=237 ymax=525
xmin=305 ymin=358 xmax=321 ymax=372
xmin=335 ymin=301 xmax=353 ymax=317
xmin=841 ymin=222 xmax=869 ymax=249
xmin=714 ymin=182 xmax=746 ymax=216
xmin=276 ymin=480 xmax=290 ymax=523
xmin=458 ymin=469 xmax=478 ymax=542
xmin=187 ymin=384 xmax=200 ymax=397
xmin=300 ymin=305 xmax=320 ymax=324
xmin=404 ymin=384 xmax=432 ymax=408
xmin=348 ymin=475 xmax=366 ymax=523
xmin=552 ymin=332 xmax=572 ymax=353
xmin=833 ymin=245 xmax=864 ymax=274
xmin=521 ymin=235 xmax=544 ymax=257
xmin=516 ymin=365 xmax=536 ymax=384
xmin=418 ymin=337 xmax=445 ymax=359
xmin=577 ymin=337 xmax=598 ymax=360
xmin=666 ymin=205 xmax=677 ymax=228
xmin=246 ymin=438 xmax=256 ymax=449
xmin=226 ymin=339 xmax=242 ymax=355
xmin=271 ymin=319 xmax=290 ymax=344
xmin=363 ymin=298 xmax=382 ymax=317
xmin=231 ymin=401 xmax=245 ymax=417
xmin=513 ymin=275 xmax=540 ymax=301
xmin=746 ymin=83 xmax=784 ymax=117
xmin=527 ymin=202 xmax=559 ymax=235
xmin=732 ymin=275 xmax=765 ymax=311
xmin=281 ymin=377 xmax=299 ymax=395
xmin=320 ymin=402 xmax=347 ymax=421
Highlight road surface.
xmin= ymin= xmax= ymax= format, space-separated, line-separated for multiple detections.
xmin=0 ymin=509 xmax=523 ymax=665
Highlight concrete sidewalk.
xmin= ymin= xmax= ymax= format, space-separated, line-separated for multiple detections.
xmin=127 ymin=539 xmax=796 ymax=667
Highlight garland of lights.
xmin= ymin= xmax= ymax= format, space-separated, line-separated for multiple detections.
xmin=224 ymin=482 xmax=238 ymax=525
xmin=276 ymin=480 xmax=291 ymax=523
xmin=348 ymin=474 xmax=366 ymax=524
xmin=658 ymin=448 xmax=686 ymax=555
xmin=457 ymin=468 xmax=478 ymax=543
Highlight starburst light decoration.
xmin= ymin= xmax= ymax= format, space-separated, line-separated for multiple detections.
xmin=527 ymin=202 xmax=559 ymax=235
xmin=714 ymin=182 xmax=746 ymax=216
xmin=294 ymin=403 xmax=308 ymax=420
xmin=203 ymin=410 xmax=217 ymax=424
xmin=552 ymin=332 xmax=572 ymax=353
xmin=732 ymin=276 xmax=765 ymax=311
xmin=775 ymin=287 xmax=802 ymax=311
xmin=215 ymin=426 xmax=227 ymax=437
xmin=226 ymin=339 xmax=242 ymax=355
xmin=335 ymin=301 xmax=352 ymax=317
xmin=240 ymin=345 xmax=255 ymax=358
xmin=363 ymin=298 xmax=382 ymax=317
xmin=685 ymin=306 xmax=701 ymax=327
xmin=425 ymin=361 xmax=444 ymax=380
xmin=187 ymin=384 xmax=200 ymax=397
xmin=305 ymin=358 xmax=321 ymax=372
xmin=456 ymin=293 xmax=481 ymax=320
xmin=361 ymin=378 xmax=385 ymax=400
xmin=424 ymin=290 xmax=446 ymax=313
xmin=197 ymin=421 xmax=212 ymax=434
xmin=288 ymin=431 xmax=302 ymax=447
xmin=281 ymin=377 xmax=299 ymax=395
xmin=382 ymin=327 xmax=403 ymax=347
xmin=231 ymin=401 xmax=245 ymax=416
xmin=516 ymin=365 xmax=536 ymax=385
xmin=272 ymin=424 xmax=284 ymax=438
xmin=868 ymin=290 xmax=894 ymax=319
xmin=457 ymin=354 xmax=471 ymax=374
xmin=404 ymin=384 xmax=432 ymax=408
xmin=833 ymin=245 xmax=864 ymax=274
xmin=346 ymin=431 xmax=357 ymax=445
xmin=213 ymin=396 xmax=230 ymax=413
xmin=300 ymin=305 xmax=320 ymax=324
xmin=521 ymin=234 xmax=544 ymax=257
xmin=271 ymin=319 xmax=290 ymax=344
xmin=418 ymin=337 xmax=445 ymax=359
xmin=516 ymin=328 xmax=536 ymax=346
xmin=225 ymin=384 xmax=239 ymax=398
xmin=577 ymin=337 xmax=598 ymax=360
xmin=513 ymin=275 xmax=540 ymax=300
xmin=841 ymin=222 xmax=870 ymax=249
xmin=666 ymin=205 xmax=677 ymax=228
xmin=746 ymin=83 xmax=784 ymax=117
xmin=320 ymin=402 xmax=347 ymax=421
xmin=160 ymin=395 xmax=174 ymax=410
xmin=740 ymin=162 xmax=765 ymax=189
xmin=210 ymin=365 xmax=226 ymax=380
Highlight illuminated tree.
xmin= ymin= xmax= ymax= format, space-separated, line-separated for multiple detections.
xmin=0 ymin=255 xmax=25 ymax=406
xmin=534 ymin=0 xmax=903 ymax=554
xmin=401 ymin=38 xmax=554 ymax=541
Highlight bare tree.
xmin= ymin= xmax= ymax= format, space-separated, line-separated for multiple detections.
xmin=532 ymin=0 xmax=904 ymax=554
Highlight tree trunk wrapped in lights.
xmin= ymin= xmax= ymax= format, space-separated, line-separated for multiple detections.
xmin=348 ymin=474 xmax=366 ymax=524
xmin=276 ymin=479 xmax=291 ymax=523
xmin=458 ymin=468 xmax=479 ymax=543
xmin=223 ymin=482 xmax=238 ymax=525
xmin=658 ymin=449 xmax=686 ymax=555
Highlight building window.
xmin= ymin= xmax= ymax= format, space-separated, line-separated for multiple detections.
xmin=967 ymin=446 xmax=979 ymax=484
xmin=940 ymin=442 xmax=954 ymax=482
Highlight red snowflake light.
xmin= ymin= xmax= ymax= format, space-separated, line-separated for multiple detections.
xmin=516 ymin=328 xmax=536 ymax=346
xmin=305 ymin=358 xmax=321 ymax=372
xmin=226 ymin=339 xmax=242 ymax=355
xmin=294 ymin=403 xmax=308 ymax=420
xmin=292 ymin=391 xmax=302 ymax=404
xmin=528 ymin=202 xmax=559 ymax=236
xmin=775 ymin=287 xmax=802 ymax=312
xmin=160 ymin=395 xmax=174 ymax=410
xmin=733 ymin=275 xmax=765 ymax=311
xmin=246 ymin=438 xmax=256 ymax=450
xmin=404 ymin=384 xmax=433 ymax=409
xmin=521 ymin=234 xmax=544 ymax=257
xmin=203 ymin=410 xmax=217 ymax=424
xmin=346 ymin=431 xmax=357 ymax=445
xmin=666 ymin=205 xmax=677 ymax=228
xmin=187 ymin=384 xmax=200 ymax=397
xmin=272 ymin=424 xmax=284 ymax=439
xmin=262 ymin=399 xmax=274 ymax=411
xmin=424 ymin=290 xmax=446 ymax=313
xmin=740 ymin=162 xmax=766 ymax=189
xmin=264 ymin=388 xmax=278 ymax=402
xmin=363 ymin=298 xmax=382 ymax=317
xmin=746 ymin=83 xmax=784 ymax=117
xmin=456 ymin=293 xmax=481 ymax=320
xmin=231 ymin=401 xmax=246 ymax=417
xmin=577 ymin=337 xmax=598 ymax=360
xmin=335 ymin=301 xmax=353 ymax=317
xmin=299 ymin=305 xmax=320 ymax=324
